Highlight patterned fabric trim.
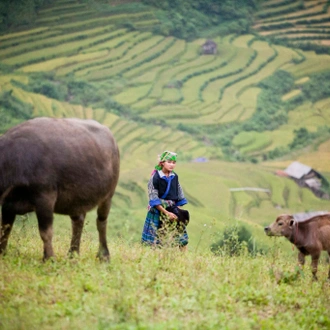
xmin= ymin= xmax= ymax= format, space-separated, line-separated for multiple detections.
xmin=149 ymin=198 xmax=162 ymax=207
xmin=176 ymin=198 xmax=188 ymax=206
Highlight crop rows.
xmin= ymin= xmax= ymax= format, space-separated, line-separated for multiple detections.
xmin=2 ymin=0 xmax=330 ymax=211
xmin=254 ymin=0 xmax=330 ymax=46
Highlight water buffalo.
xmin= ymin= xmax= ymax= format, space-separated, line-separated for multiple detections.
xmin=0 ymin=117 xmax=120 ymax=261
xmin=264 ymin=214 xmax=330 ymax=280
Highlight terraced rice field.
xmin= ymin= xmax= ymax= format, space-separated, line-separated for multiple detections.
xmin=254 ymin=0 xmax=330 ymax=46
xmin=3 ymin=0 xmax=326 ymax=134
xmin=1 ymin=0 xmax=330 ymax=245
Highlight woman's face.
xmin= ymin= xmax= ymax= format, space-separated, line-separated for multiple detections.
xmin=162 ymin=160 xmax=176 ymax=173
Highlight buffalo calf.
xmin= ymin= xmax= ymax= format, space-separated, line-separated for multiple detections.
xmin=264 ymin=214 xmax=330 ymax=280
xmin=0 ymin=117 xmax=120 ymax=261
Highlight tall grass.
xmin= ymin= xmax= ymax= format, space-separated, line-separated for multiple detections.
xmin=1 ymin=219 xmax=330 ymax=329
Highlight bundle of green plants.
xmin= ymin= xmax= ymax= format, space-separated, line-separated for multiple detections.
xmin=210 ymin=223 xmax=266 ymax=257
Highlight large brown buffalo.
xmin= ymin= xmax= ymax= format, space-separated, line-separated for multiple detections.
xmin=264 ymin=214 xmax=330 ymax=280
xmin=0 ymin=117 xmax=120 ymax=261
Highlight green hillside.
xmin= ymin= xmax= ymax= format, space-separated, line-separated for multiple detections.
xmin=1 ymin=0 xmax=330 ymax=254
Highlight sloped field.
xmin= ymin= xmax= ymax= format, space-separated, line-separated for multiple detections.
xmin=1 ymin=0 xmax=330 ymax=250
xmin=254 ymin=0 xmax=330 ymax=46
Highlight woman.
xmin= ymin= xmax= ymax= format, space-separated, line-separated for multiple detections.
xmin=141 ymin=150 xmax=189 ymax=248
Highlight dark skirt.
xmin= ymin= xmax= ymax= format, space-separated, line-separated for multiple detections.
xmin=141 ymin=208 xmax=189 ymax=247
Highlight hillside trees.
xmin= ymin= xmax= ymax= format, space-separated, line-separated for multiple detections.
xmin=141 ymin=0 xmax=258 ymax=39
xmin=300 ymin=71 xmax=330 ymax=102
xmin=0 ymin=91 xmax=33 ymax=133
xmin=243 ymin=70 xmax=294 ymax=132
xmin=0 ymin=0 xmax=54 ymax=32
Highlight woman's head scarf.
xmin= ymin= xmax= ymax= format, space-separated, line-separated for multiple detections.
xmin=155 ymin=150 xmax=177 ymax=170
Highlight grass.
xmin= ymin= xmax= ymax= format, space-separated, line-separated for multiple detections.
xmin=297 ymin=139 xmax=330 ymax=172
xmin=237 ymin=87 xmax=261 ymax=121
xmin=257 ymin=0 xmax=303 ymax=18
xmin=123 ymin=39 xmax=186 ymax=79
xmin=254 ymin=0 xmax=330 ymax=46
xmin=258 ymin=2 xmax=326 ymax=24
xmin=3 ymin=30 xmax=127 ymax=66
xmin=84 ymin=35 xmax=166 ymax=80
xmin=0 ymin=24 xmax=115 ymax=59
xmin=0 ymin=30 xmax=61 ymax=50
xmin=114 ymin=84 xmax=152 ymax=105
xmin=0 ymin=27 xmax=49 ymax=41
xmin=1 ymin=219 xmax=330 ymax=329
xmin=201 ymin=47 xmax=256 ymax=104
xmin=21 ymin=50 xmax=108 ymax=73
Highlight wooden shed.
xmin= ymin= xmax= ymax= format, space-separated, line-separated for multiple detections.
xmin=282 ymin=161 xmax=329 ymax=199
xmin=201 ymin=40 xmax=217 ymax=55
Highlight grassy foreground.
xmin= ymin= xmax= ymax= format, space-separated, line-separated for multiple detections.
xmin=1 ymin=222 xmax=330 ymax=330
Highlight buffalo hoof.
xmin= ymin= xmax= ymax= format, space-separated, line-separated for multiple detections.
xmin=97 ymin=248 xmax=110 ymax=262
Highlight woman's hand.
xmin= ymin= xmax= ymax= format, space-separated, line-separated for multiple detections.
xmin=156 ymin=204 xmax=178 ymax=221
xmin=166 ymin=211 xmax=177 ymax=221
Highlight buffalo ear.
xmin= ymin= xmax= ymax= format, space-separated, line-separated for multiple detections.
xmin=289 ymin=219 xmax=295 ymax=227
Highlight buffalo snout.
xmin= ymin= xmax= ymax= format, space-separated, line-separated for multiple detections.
xmin=264 ymin=226 xmax=273 ymax=236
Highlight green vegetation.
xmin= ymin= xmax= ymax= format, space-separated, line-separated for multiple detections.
xmin=210 ymin=69 xmax=330 ymax=162
xmin=0 ymin=90 xmax=33 ymax=133
xmin=254 ymin=0 xmax=330 ymax=54
xmin=211 ymin=223 xmax=266 ymax=256
xmin=0 ymin=0 xmax=54 ymax=32
xmin=142 ymin=0 xmax=258 ymax=39
xmin=244 ymin=70 xmax=294 ymax=132
xmin=2 ymin=224 xmax=330 ymax=329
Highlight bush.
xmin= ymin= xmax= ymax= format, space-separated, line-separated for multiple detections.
xmin=210 ymin=223 xmax=265 ymax=256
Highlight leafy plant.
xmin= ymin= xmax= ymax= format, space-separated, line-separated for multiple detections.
xmin=210 ymin=223 xmax=266 ymax=256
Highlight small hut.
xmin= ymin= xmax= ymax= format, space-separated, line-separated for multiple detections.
xmin=201 ymin=40 xmax=217 ymax=55
xmin=281 ymin=161 xmax=329 ymax=199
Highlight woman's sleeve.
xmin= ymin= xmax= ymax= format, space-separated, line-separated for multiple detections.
xmin=148 ymin=175 xmax=162 ymax=207
xmin=176 ymin=181 xmax=188 ymax=206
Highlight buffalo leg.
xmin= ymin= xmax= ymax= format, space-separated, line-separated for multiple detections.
xmin=298 ymin=252 xmax=305 ymax=268
xmin=69 ymin=214 xmax=85 ymax=256
xmin=96 ymin=198 xmax=111 ymax=261
xmin=311 ymin=254 xmax=320 ymax=281
xmin=35 ymin=193 xmax=56 ymax=261
xmin=328 ymin=252 xmax=330 ymax=280
xmin=0 ymin=205 xmax=16 ymax=255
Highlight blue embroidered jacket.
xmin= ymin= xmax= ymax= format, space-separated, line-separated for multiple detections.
xmin=148 ymin=170 xmax=188 ymax=207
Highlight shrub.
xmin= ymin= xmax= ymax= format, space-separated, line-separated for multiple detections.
xmin=210 ymin=223 xmax=265 ymax=256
